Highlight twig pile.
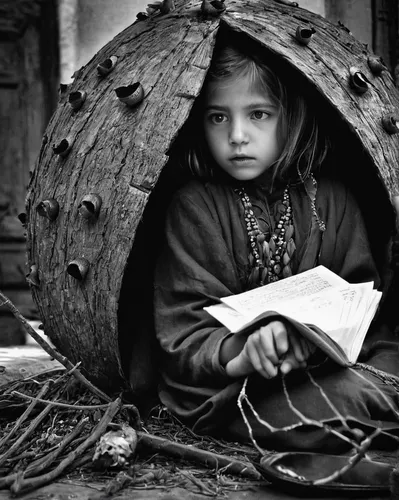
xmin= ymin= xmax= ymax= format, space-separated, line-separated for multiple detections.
xmin=0 ymin=291 xmax=262 ymax=497
xmin=0 ymin=374 xmax=262 ymax=497
xmin=0 ymin=368 xmax=125 ymax=495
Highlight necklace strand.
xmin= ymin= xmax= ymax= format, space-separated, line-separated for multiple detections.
xmin=235 ymin=185 xmax=296 ymax=287
xmin=236 ymin=175 xmax=326 ymax=288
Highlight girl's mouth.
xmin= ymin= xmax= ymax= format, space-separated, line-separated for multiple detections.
xmin=230 ymin=156 xmax=255 ymax=163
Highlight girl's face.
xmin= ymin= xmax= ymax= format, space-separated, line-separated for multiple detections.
xmin=203 ymin=73 xmax=282 ymax=181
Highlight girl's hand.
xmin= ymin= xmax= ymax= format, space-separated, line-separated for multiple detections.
xmin=225 ymin=320 xmax=314 ymax=379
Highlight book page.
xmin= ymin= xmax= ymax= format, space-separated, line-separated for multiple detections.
xmin=340 ymin=282 xmax=373 ymax=324
xmin=204 ymin=303 xmax=251 ymax=332
xmin=261 ymin=287 xmax=345 ymax=332
xmin=221 ymin=266 xmax=348 ymax=319
xmin=206 ymin=286 xmax=349 ymax=333
xmin=205 ymin=266 xmax=379 ymax=363
xmin=330 ymin=283 xmax=379 ymax=361
xmin=206 ymin=288 xmax=345 ymax=333
xmin=356 ymin=291 xmax=381 ymax=337
xmin=348 ymin=290 xmax=382 ymax=362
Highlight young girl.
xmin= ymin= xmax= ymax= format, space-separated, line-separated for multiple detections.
xmin=153 ymin=33 xmax=399 ymax=452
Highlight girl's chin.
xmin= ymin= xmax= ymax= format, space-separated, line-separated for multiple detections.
xmin=228 ymin=168 xmax=272 ymax=182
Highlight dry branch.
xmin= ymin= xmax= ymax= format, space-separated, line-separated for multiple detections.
xmin=237 ymin=374 xmax=391 ymax=487
xmin=0 ymin=291 xmax=111 ymax=405
xmin=11 ymin=391 xmax=140 ymax=419
xmin=179 ymin=469 xmax=217 ymax=496
xmin=0 ymin=381 xmax=50 ymax=453
xmin=137 ymin=432 xmax=262 ymax=480
xmin=11 ymin=392 xmax=114 ymax=410
xmin=9 ymin=397 xmax=122 ymax=495
xmin=238 ymin=376 xmax=360 ymax=452
xmin=0 ymin=416 xmax=88 ymax=489
xmin=0 ymin=387 xmax=57 ymax=469
xmin=281 ymin=377 xmax=362 ymax=450
xmin=312 ymin=428 xmax=382 ymax=486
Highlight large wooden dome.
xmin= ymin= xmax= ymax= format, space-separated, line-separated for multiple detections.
xmin=25 ymin=0 xmax=399 ymax=395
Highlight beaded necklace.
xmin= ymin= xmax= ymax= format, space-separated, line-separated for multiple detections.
xmin=236 ymin=175 xmax=326 ymax=288
xmin=235 ymin=185 xmax=296 ymax=287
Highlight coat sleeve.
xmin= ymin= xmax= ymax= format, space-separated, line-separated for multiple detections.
xmin=154 ymin=186 xmax=244 ymax=388
xmin=318 ymin=179 xmax=381 ymax=287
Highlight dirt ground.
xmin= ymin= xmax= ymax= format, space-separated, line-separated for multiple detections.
xmin=0 ymin=480 xmax=391 ymax=500
xmin=0 ymin=479 xmax=392 ymax=500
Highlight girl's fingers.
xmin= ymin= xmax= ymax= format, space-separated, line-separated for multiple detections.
xmin=257 ymin=348 xmax=278 ymax=378
xmin=300 ymin=337 xmax=309 ymax=358
xmin=246 ymin=334 xmax=278 ymax=378
xmin=272 ymin=322 xmax=290 ymax=358
xmin=225 ymin=343 xmax=255 ymax=378
xmin=257 ymin=325 xmax=281 ymax=365
xmin=280 ymin=353 xmax=306 ymax=374
xmin=229 ymin=322 xmax=313 ymax=379
xmin=288 ymin=331 xmax=306 ymax=363
xmin=297 ymin=336 xmax=317 ymax=362
xmin=226 ymin=322 xmax=312 ymax=379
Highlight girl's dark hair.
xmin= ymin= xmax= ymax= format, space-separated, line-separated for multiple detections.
xmin=182 ymin=34 xmax=330 ymax=183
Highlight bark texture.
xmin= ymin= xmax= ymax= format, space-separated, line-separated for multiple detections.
xmin=26 ymin=0 xmax=399 ymax=394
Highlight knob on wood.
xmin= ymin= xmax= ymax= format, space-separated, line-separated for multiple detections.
xmin=367 ymin=56 xmax=387 ymax=75
xmin=67 ymin=258 xmax=90 ymax=281
xmin=97 ymin=56 xmax=118 ymax=76
xmin=382 ymin=113 xmax=399 ymax=134
xmin=295 ymin=25 xmax=315 ymax=45
xmin=52 ymin=138 xmax=72 ymax=158
xmin=115 ymin=82 xmax=144 ymax=107
xmin=36 ymin=199 xmax=59 ymax=221
xmin=26 ymin=265 xmax=40 ymax=287
xmin=68 ymin=90 xmax=87 ymax=111
xmin=78 ymin=194 xmax=102 ymax=219
xmin=349 ymin=67 xmax=369 ymax=94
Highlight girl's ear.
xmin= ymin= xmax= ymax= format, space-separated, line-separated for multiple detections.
xmin=187 ymin=149 xmax=202 ymax=177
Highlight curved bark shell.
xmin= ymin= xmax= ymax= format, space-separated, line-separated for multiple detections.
xmin=26 ymin=0 xmax=399 ymax=394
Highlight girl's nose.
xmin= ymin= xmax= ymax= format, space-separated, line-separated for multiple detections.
xmin=229 ymin=119 xmax=249 ymax=145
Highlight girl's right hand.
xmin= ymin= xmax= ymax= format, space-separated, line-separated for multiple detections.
xmin=225 ymin=320 xmax=313 ymax=379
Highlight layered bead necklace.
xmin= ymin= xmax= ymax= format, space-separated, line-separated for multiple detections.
xmin=235 ymin=185 xmax=296 ymax=288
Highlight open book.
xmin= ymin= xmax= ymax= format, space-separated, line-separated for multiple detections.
xmin=204 ymin=266 xmax=381 ymax=366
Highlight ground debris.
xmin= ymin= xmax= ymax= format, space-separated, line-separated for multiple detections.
xmin=0 ymin=371 xmax=263 ymax=497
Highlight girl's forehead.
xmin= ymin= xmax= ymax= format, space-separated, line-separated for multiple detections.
xmin=204 ymin=73 xmax=275 ymax=105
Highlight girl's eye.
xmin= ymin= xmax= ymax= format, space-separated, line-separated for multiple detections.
xmin=209 ymin=113 xmax=227 ymax=124
xmin=252 ymin=111 xmax=269 ymax=120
